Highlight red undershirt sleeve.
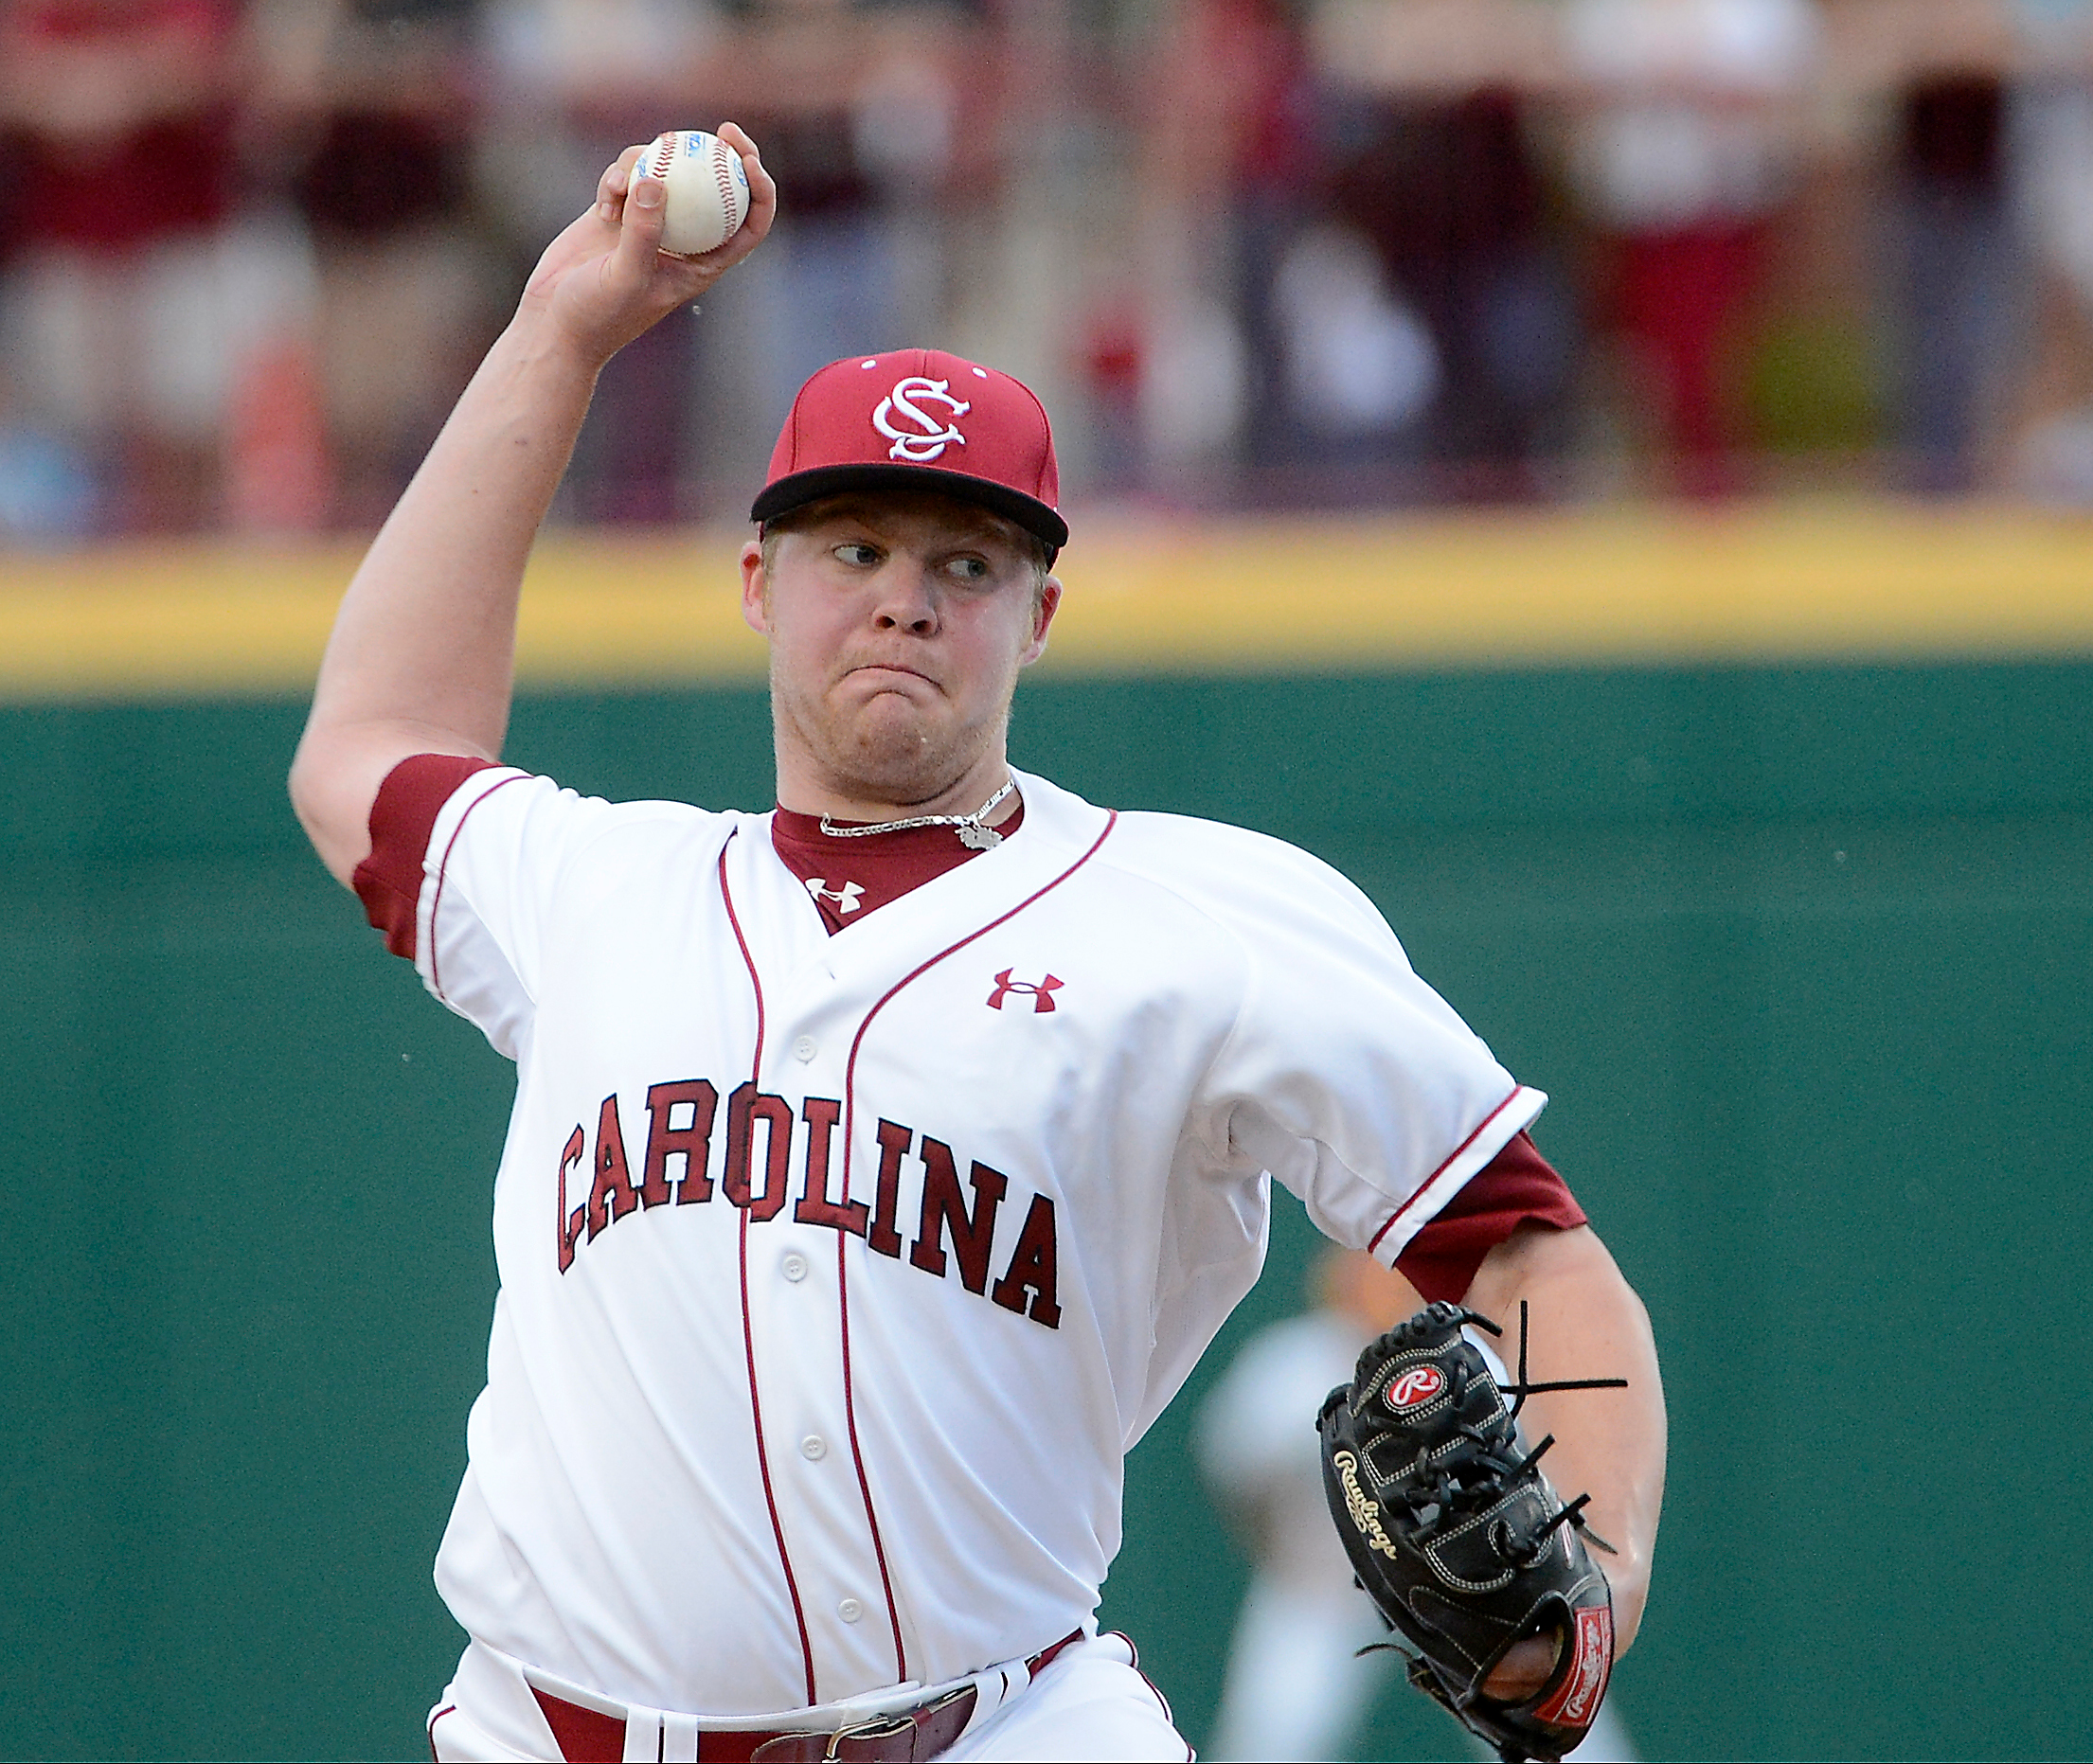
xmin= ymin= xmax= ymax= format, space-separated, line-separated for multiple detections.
xmin=350 ymin=754 xmax=500 ymax=958
xmin=1395 ymin=1130 xmax=1588 ymax=1304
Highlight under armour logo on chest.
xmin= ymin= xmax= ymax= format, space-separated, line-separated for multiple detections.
xmin=805 ymin=878 xmax=865 ymax=915
xmin=987 ymin=969 xmax=1063 ymax=1012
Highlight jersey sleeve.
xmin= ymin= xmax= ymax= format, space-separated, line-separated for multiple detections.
xmin=349 ymin=753 xmax=624 ymax=1060
xmin=1180 ymin=827 xmax=1546 ymax=1264
xmin=353 ymin=754 xmax=499 ymax=957
xmin=1394 ymin=1131 xmax=1588 ymax=1303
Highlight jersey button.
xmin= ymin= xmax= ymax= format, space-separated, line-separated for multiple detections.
xmin=780 ymin=1252 xmax=809 ymax=1283
xmin=837 ymin=1597 xmax=864 ymax=1624
xmin=800 ymin=1434 xmax=827 ymax=1461
xmin=792 ymin=1035 xmax=817 ymax=1062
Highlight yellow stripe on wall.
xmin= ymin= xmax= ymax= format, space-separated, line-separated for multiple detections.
xmin=3 ymin=499 xmax=2090 ymax=702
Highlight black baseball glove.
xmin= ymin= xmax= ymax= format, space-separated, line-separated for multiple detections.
xmin=1317 ymin=1301 xmax=1624 ymax=1763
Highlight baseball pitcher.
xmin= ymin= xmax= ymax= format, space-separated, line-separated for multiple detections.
xmin=290 ymin=127 xmax=1667 ymax=1763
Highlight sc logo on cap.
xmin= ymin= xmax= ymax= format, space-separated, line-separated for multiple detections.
xmin=874 ymin=376 xmax=971 ymax=462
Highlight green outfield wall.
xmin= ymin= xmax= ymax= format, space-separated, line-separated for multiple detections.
xmin=3 ymin=663 xmax=2089 ymax=1760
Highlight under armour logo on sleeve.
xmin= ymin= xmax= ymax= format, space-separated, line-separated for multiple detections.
xmin=805 ymin=878 xmax=865 ymax=915
xmin=987 ymin=969 xmax=1063 ymax=1012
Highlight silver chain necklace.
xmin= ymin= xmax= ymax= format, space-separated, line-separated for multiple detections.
xmin=818 ymin=777 xmax=1017 ymax=850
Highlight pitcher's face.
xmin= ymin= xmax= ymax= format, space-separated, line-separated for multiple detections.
xmin=742 ymin=492 xmax=1060 ymax=807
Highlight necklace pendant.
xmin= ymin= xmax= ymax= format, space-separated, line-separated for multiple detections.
xmin=958 ymin=822 xmax=1003 ymax=850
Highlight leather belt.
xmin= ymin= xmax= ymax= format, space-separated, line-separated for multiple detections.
xmin=531 ymin=1630 xmax=1084 ymax=1764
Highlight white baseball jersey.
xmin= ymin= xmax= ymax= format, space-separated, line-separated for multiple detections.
xmin=393 ymin=761 xmax=1543 ymax=1719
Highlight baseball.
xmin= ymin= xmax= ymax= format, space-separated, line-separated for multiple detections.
xmin=635 ymin=129 xmax=751 ymax=257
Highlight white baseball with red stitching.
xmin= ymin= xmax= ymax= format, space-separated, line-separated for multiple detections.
xmin=637 ymin=129 xmax=751 ymax=257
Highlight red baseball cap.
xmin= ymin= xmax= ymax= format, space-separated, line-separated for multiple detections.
xmin=751 ymin=348 xmax=1068 ymax=557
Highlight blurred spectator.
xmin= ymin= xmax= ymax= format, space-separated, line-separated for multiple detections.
xmin=1131 ymin=0 xmax=1285 ymax=485
xmin=1078 ymin=299 xmax=1145 ymax=490
xmin=735 ymin=10 xmax=975 ymax=513
xmin=1210 ymin=0 xmax=1355 ymax=481
xmin=484 ymin=0 xmax=717 ymax=98
xmin=1891 ymin=71 xmax=2017 ymax=490
xmin=0 ymin=0 xmax=266 ymax=529
xmin=479 ymin=0 xmax=723 ymax=524
xmin=292 ymin=13 xmax=499 ymax=526
xmin=0 ymin=407 xmax=99 ymax=538
xmin=4 ymin=0 xmax=2091 ymax=539
xmin=1562 ymin=0 xmax=1822 ymax=494
xmin=2006 ymin=0 xmax=2093 ymax=499
xmin=746 ymin=71 xmax=944 ymax=429
xmin=1329 ymin=80 xmax=1577 ymax=495
xmin=0 ymin=0 xmax=508 ymax=535
xmin=1271 ymin=221 xmax=1440 ymax=454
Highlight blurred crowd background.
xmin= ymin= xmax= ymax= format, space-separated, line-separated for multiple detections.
xmin=6 ymin=0 xmax=2093 ymax=542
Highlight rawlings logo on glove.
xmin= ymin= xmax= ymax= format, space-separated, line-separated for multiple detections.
xmin=1330 ymin=1449 xmax=1402 ymax=1559
xmin=1315 ymin=1301 xmax=1627 ymax=1764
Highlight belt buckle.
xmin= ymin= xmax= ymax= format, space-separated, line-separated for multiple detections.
xmin=820 ymin=1688 xmax=971 ymax=1762
xmin=819 ymin=1711 xmax=913 ymax=1762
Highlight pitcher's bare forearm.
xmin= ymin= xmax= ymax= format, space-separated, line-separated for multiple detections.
xmin=1466 ymin=1223 xmax=1668 ymax=1652
xmin=1374 ymin=1221 xmax=1665 ymax=1676
xmin=291 ymin=126 xmax=777 ymax=885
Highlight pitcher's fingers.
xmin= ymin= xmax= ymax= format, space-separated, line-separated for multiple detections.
xmin=596 ymin=145 xmax=650 ymax=218
xmin=693 ymin=198 xmax=768 ymax=273
xmin=1480 ymin=1631 xmax=1562 ymax=1702
xmin=717 ymin=122 xmax=777 ymax=238
xmin=611 ymin=165 xmax=671 ymax=276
